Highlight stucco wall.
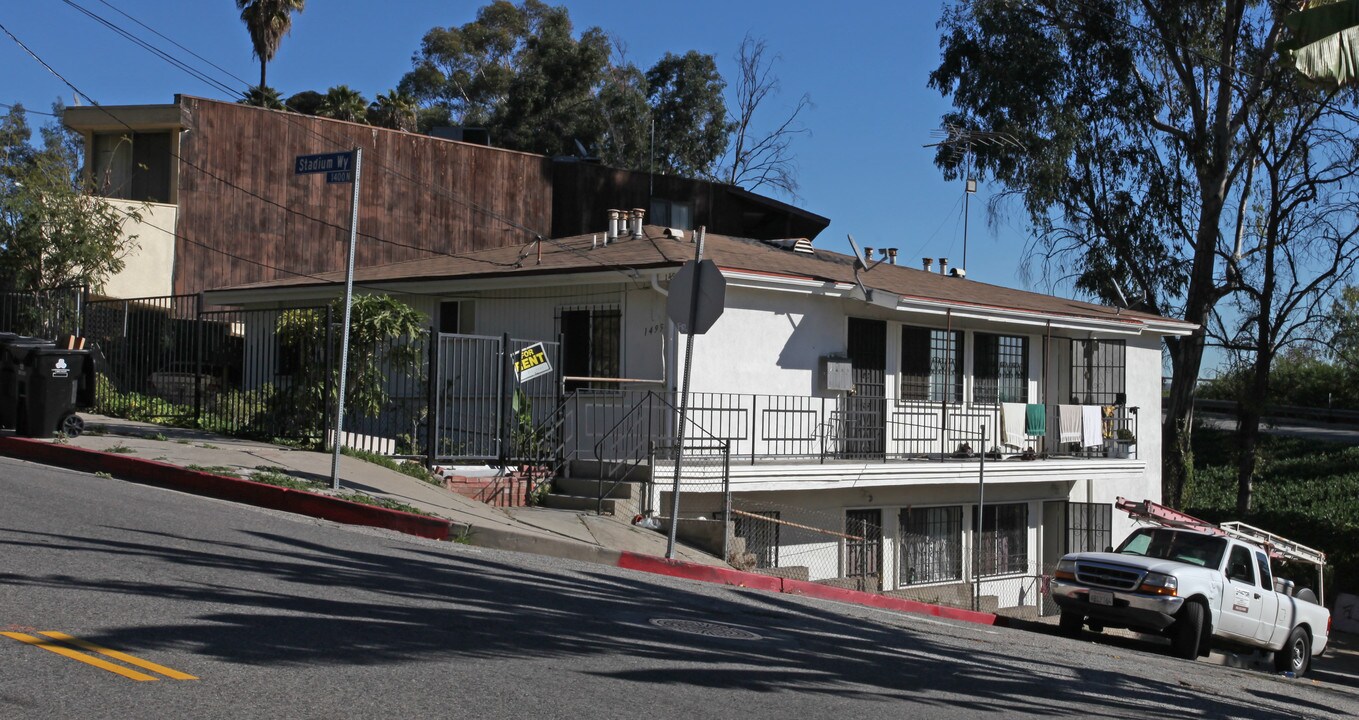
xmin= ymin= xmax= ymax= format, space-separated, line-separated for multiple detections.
xmin=100 ymin=201 xmax=176 ymax=299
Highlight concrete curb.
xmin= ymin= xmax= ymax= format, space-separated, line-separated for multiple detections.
xmin=0 ymin=437 xmax=453 ymax=541
xmin=617 ymin=552 xmax=1004 ymax=627
xmin=3 ymin=436 xmax=1004 ymax=628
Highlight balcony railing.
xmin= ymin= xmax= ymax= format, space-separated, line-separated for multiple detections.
xmin=561 ymin=390 xmax=1138 ymax=466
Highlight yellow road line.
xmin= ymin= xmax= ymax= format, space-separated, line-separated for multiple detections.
xmin=40 ymin=632 xmax=198 ymax=681
xmin=1 ymin=632 xmax=158 ymax=682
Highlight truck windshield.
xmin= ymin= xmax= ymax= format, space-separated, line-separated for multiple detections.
xmin=1116 ymin=529 xmax=1227 ymax=568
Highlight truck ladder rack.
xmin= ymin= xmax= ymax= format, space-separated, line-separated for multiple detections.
xmin=1116 ymin=497 xmax=1326 ymax=604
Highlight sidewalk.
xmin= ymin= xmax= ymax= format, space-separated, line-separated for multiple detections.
xmin=2 ymin=414 xmax=726 ymax=567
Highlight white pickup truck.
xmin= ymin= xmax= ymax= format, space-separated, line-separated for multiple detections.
xmin=1050 ymin=526 xmax=1331 ymax=676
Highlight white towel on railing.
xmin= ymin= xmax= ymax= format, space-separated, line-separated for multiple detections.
xmin=1058 ymin=404 xmax=1081 ymax=443
xmin=1081 ymin=405 xmax=1103 ymax=448
xmin=1001 ymin=402 xmax=1026 ymax=448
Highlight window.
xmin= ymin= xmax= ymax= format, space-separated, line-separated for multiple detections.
xmin=92 ymin=131 xmax=173 ymax=203
xmin=1255 ymin=551 xmax=1272 ymax=590
xmin=900 ymin=506 xmax=963 ymax=585
xmin=649 ymin=198 xmax=693 ymax=230
xmin=974 ymin=333 xmax=1028 ymax=404
xmin=1071 ymin=338 xmax=1126 ymax=405
xmin=560 ymin=306 xmax=620 ymax=391
xmin=974 ymin=503 xmax=1028 ymax=576
xmin=733 ymin=511 xmax=780 ymax=569
xmin=1066 ymin=502 xmax=1112 ymax=554
xmin=438 ymin=301 xmax=467 ymax=334
xmin=1227 ymin=546 xmax=1255 ymax=584
xmin=901 ymin=326 xmax=962 ymax=403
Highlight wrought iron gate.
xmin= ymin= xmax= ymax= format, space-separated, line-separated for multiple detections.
xmin=431 ymin=333 xmax=560 ymax=462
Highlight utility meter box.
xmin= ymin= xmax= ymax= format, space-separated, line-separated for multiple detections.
xmin=821 ymin=355 xmax=853 ymax=392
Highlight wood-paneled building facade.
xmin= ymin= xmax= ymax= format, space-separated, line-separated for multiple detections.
xmin=64 ymin=96 xmax=828 ymax=298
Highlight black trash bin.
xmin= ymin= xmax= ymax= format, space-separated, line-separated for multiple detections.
xmin=0 ymin=333 xmax=56 ymax=433
xmin=0 ymin=335 xmax=91 ymax=438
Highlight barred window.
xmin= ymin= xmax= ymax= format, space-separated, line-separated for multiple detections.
xmin=974 ymin=333 xmax=1028 ymax=404
xmin=900 ymin=506 xmax=963 ymax=585
xmin=560 ymin=306 xmax=620 ymax=391
xmin=1070 ymin=339 xmax=1126 ymax=405
xmin=1066 ymin=502 xmax=1112 ymax=554
xmin=901 ymin=326 xmax=963 ymax=403
xmin=974 ymin=503 xmax=1028 ymax=576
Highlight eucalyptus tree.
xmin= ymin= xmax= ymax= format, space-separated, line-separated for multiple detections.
xmin=1208 ymin=70 xmax=1359 ymax=513
xmin=235 ymin=0 xmax=306 ymax=90
xmin=931 ymin=0 xmax=1313 ymax=506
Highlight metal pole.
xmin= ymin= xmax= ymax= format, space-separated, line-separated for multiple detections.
xmin=425 ymin=326 xmax=438 ymax=470
xmin=975 ymin=425 xmax=986 ymax=612
xmin=666 ymin=227 xmax=705 ymax=559
xmin=329 ymin=147 xmax=362 ymax=490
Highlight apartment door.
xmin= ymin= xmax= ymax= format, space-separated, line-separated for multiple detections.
xmin=845 ymin=317 xmax=886 ymax=457
xmin=845 ymin=509 xmax=883 ymax=591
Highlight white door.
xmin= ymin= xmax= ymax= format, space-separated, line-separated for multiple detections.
xmin=1252 ymin=550 xmax=1282 ymax=645
xmin=1218 ymin=545 xmax=1265 ymax=639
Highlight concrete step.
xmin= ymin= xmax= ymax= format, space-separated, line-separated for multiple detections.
xmin=552 ymin=476 xmax=639 ymax=499
xmin=538 ymin=493 xmax=636 ymax=516
xmin=568 ymin=459 xmax=652 ymax=482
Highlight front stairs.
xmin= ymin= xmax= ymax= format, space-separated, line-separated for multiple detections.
xmin=538 ymin=460 xmax=648 ymax=517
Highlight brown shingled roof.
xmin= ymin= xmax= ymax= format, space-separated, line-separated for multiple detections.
xmin=219 ymin=226 xmax=1192 ymax=328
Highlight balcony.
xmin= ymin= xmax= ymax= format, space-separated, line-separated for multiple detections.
xmin=561 ymin=389 xmax=1139 ymax=467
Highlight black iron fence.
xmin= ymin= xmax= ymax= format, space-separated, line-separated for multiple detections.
xmin=0 ymin=286 xmax=85 ymax=340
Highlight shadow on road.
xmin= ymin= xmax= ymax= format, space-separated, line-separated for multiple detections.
xmin=0 ymin=525 xmax=1347 ymax=718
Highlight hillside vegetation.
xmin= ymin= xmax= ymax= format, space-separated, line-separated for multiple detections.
xmin=1184 ymin=427 xmax=1359 ymax=597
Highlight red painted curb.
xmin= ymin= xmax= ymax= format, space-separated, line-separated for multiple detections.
xmin=0 ymin=437 xmax=452 ymax=541
xmin=618 ymin=551 xmax=1002 ymax=627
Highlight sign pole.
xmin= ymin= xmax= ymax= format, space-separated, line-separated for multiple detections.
xmin=329 ymin=147 xmax=362 ymax=489
xmin=666 ymin=227 xmax=704 ymax=559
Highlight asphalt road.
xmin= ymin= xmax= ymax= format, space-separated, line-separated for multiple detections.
xmin=3 ymin=457 xmax=1356 ymax=719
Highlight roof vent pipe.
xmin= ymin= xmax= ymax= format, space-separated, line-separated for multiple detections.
xmin=938 ymin=257 xmax=948 ymax=275
xmin=864 ymin=246 xmax=874 ymax=262
xmin=922 ymin=257 xmax=933 ymax=272
xmin=631 ymin=208 xmax=646 ymax=239
xmin=607 ymin=209 xmax=620 ymax=240
xmin=887 ymin=248 xmax=898 ymax=265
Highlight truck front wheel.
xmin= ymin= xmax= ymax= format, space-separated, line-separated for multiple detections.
xmin=1058 ymin=610 xmax=1083 ymax=638
xmin=1274 ymin=626 xmax=1311 ymax=677
xmin=1170 ymin=602 xmax=1204 ymax=660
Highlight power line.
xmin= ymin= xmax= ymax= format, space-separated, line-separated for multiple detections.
xmin=0 ymin=101 xmax=60 ymax=117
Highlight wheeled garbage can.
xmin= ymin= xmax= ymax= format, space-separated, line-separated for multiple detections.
xmin=0 ymin=334 xmax=92 ymax=438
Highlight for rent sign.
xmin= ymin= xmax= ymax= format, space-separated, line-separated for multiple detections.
xmin=512 ymin=343 xmax=552 ymax=383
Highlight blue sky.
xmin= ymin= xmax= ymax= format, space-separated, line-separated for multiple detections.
xmin=3 ymin=1 xmax=1058 ymax=317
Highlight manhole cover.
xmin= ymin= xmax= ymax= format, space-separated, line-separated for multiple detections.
xmin=649 ymin=618 xmax=762 ymax=640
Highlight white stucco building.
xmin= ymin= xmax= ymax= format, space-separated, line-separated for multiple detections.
xmin=207 ymin=217 xmax=1195 ymax=613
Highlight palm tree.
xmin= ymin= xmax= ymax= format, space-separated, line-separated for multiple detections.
xmin=236 ymin=0 xmax=305 ymax=90
xmin=368 ymin=90 xmax=419 ymax=132
xmin=240 ymin=84 xmax=285 ymax=109
xmin=317 ymin=85 xmax=369 ymax=124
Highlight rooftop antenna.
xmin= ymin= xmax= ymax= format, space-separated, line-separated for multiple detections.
xmin=846 ymin=234 xmax=884 ymax=301
xmin=924 ymin=124 xmax=1025 ymax=277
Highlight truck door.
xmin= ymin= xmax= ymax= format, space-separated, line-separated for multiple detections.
xmin=1252 ymin=550 xmax=1282 ymax=645
xmin=1218 ymin=544 xmax=1266 ymax=639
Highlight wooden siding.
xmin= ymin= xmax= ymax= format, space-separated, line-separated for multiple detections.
xmin=174 ymin=98 xmax=555 ymax=295
xmin=551 ymin=162 xmax=828 ymax=241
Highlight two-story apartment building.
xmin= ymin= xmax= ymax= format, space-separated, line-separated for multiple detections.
xmin=205 ymin=217 xmax=1195 ymax=614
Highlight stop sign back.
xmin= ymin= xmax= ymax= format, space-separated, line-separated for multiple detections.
xmin=666 ymin=259 xmax=726 ymax=334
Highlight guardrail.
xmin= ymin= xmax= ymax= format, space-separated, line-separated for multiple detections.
xmin=1194 ymin=398 xmax=1359 ymax=426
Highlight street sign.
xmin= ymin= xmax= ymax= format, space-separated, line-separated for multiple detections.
xmin=512 ymin=342 xmax=552 ymax=383
xmin=666 ymin=259 xmax=726 ymax=334
xmin=295 ymin=151 xmax=355 ymax=180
